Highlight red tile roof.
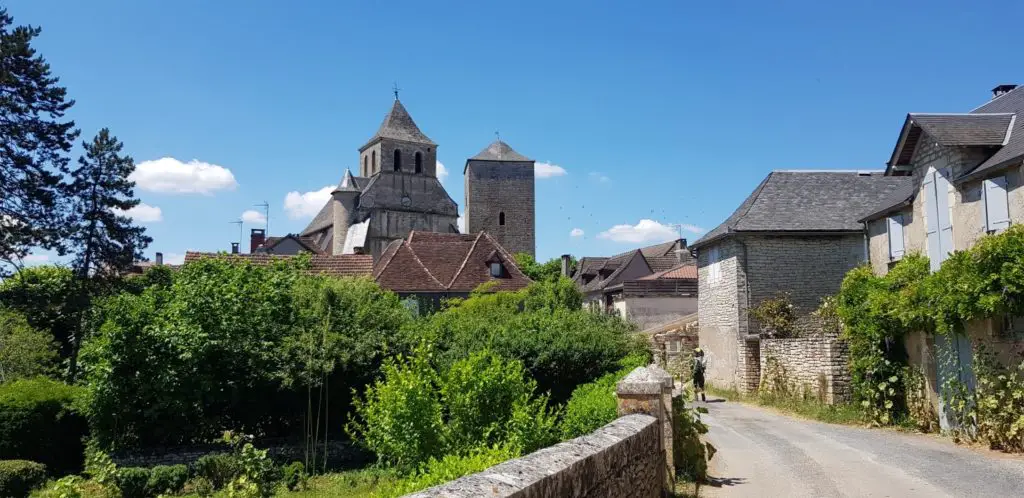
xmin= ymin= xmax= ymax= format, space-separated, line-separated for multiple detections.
xmin=183 ymin=252 xmax=373 ymax=278
xmin=374 ymin=231 xmax=532 ymax=293
xmin=637 ymin=263 xmax=698 ymax=281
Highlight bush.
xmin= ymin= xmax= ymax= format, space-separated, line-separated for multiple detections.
xmin=281 ymin=461 xmax=306 ymax=492
xmin=377 ymin=445 xmax=518 ymax=497
xmin=0 ymin=309 xmax=58 ymax=382
xmin=183 ymin=476 xmax=214 ymax=497
xmin=559 ymin=372 xmax=618 ymax=440
xmin=191 ymin=452 xmax=238 ymax=490
xmin=0 ymin=377 xmax=87 ymax=475
xmin=146 ymin=464 xmax=187 ymax=496
xmin=0 ymin=265 xmax=81 ymax=359
xmin=0 ymin=460 xmax=47 ymax=498
xmin=749 ymin=292 xmax=796 ymax=337
xmin=115 ymin=466 xmax=151 ymax=498
xmin=672 ymin=397 xmax=715 ymax=482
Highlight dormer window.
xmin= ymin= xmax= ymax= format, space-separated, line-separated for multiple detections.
xmin=490 ymin=262 xmax=503 ymax=277
xmin=485 ymin=250 xmax=506 ymax=278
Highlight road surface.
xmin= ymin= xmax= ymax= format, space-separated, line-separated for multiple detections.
xmin=698 ymin=398 xmax=1024 ymax=497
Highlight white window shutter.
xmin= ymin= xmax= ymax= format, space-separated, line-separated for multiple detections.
xmin=923 ymin=171 xmax=942 ymax=272
xmin=984 ymin=176 xmax=1010 ymax=232
xmin=888 ymin=215 xmax=905 ymax=260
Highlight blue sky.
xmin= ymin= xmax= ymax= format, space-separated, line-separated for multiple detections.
xmin=8 ymin=0 xmax=1024 ymax=263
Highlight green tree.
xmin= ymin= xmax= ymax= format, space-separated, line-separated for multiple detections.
xmin=0 ymin=8 xmax=78 ymax=275
xmin=0 ymin=265 xmax=80 ymax=360
xmin=0 ymin=309 xmax=58 ymax=382
xmin=65 ymin=129 xmax=152 ymax=377
xmin=513 ymin=253 xmax=575 ymax=282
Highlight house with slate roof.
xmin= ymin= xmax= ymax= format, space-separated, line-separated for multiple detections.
xmin=570 ymin=239 xmax=698 ymax=330
xmin=860 ymin=84 xmax=1024 ymax=430
xmin=691 ymin=171 xmax=910 ymax=393
xmin=373 ymin=231 xmax=532 ymax=313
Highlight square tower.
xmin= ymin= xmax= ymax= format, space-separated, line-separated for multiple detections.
xmin=464 ymin=140 xmax=536 ymax=257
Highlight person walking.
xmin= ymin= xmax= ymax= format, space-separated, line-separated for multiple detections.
xmin=692 ymin=347 xmax=707 ymax=402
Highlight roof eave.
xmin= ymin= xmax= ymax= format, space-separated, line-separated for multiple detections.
xmin=955 ymin=155 xmax=1024 ymax=184
xmin=858 ymin=198 xmax=914 ymax=222
xmin=886 ymin=115 xmax=915 ymax=175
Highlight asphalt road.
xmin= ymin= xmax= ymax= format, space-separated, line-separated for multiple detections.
xmin=698 ymin=398 xmax=1024 ymax=497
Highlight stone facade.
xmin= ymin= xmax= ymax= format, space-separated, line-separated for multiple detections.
xmin=612 ymin=296 xmax=698 ymax=331
xmin=759 ymin=337 xmax=851 ymax=404
xmin=464 ymin=157 xmax=536 ymax=257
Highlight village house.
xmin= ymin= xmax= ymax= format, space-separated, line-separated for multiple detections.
xmin=570 ymin=239 xmax=698 ymax=331
xmin=860 ymin=84 xmax=1024 ymax=429
xmin=692 ymin=171 xmax=910 ymax=393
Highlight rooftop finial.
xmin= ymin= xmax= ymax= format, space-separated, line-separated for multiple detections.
xmin=495 ymin=131 xmax=502 ymax=158
xmin=392 ymin=81 xmax=401 ymax=101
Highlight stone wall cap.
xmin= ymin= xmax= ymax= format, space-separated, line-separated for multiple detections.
xmin=646 ymin=364 xmax=675 ymax=388
xmin=616 ymin=366 xmax=667 ymax=395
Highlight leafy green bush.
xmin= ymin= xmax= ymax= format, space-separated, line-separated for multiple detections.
xmin=0 ymin=460 xmax=47 ymax=498
xmin=145 ymin=464 xmax=187 ymax=496
xmin=115 ymin=466 xmax=151 ymax=498
xmin=0 ymin=377 xmax=87 ymax=475
xmin=220 ymin=432 xmax=277 ymax=498
xmin=0 ymin=265 xmax=81 ymax=359
xmin=559 ymin=372 xmax=618 ymax=440
xmin=0 ymin=309 xmax=58 ymax=382
xmin=183 ymin=476 xmax=214 ymax=497
xmin=191 ymin=452 xmax=238 ymax=490
xmin=671 ymin=397 xmax=715 ymax=482
xmin=281 ymin=461 xmax=306 ymax=492
xmin=377 ymin=444 xmax=518 ymax=497
xmin=349 ymin=347 xmax=558 ymax=470
xmin=749 ymin=292 xmax=796 ymax=338
xmin=972 ymin=347 xmax=1024 ymax=451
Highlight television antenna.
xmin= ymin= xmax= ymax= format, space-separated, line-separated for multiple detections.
xmin=228 ymin=220 xmax=242 ymax=246
xmin=254 ymin=201 xmax=270 ymax=234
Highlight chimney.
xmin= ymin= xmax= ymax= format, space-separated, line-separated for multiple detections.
xmin=155 ymin=252 xmax=163 ymax=265
xmin=561 ymin=254 xmax=572 ymax=277
xmin=231 ymin=242 xmax=240 ymax=254
xmin=992 ymin=84 xmax=1017 ymax=99
xmin=250 ymin=228 xmax=266 ymax=253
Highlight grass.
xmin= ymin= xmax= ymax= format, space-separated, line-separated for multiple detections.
xmin=275 ymin=468 xmax=398 ymax=497
xmin=704 ymin=384 xmax=865 ymax=426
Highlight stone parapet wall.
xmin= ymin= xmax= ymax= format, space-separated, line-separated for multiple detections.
xmin=759 ymin=336 xmax=851 ymax=404
xmin=407 ymin=414 xmax=662 ymax=498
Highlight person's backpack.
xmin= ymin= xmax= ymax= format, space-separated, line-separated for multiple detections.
xmin=693 ymin=356 xmax=706 ymax=375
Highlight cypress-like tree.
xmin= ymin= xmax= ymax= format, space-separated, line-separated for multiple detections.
xmin=65 ymin=128 xmax=151 ymax=377
xmin=0 ymin=8 xmax=78 ymax=275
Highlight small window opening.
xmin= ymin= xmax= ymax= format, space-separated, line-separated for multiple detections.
xmin=363 ymin=156 xmax=368 ymax=174
xmin=499 ymin=212 xmax=505 ymax=226
xmin=490 ymin=262 xmax=503 ymax=277
xmin=415 ymin=152 xmax=423 ymax=173
xmin=371 ymin=151 xmax=377 ymax=172
xmin=393 ymin=149 xmax=402 ymax=172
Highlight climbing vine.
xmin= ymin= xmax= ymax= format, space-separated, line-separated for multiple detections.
xmin=835 ymin=225 xmax=1024 ymax=449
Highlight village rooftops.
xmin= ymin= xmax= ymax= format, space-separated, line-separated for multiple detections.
xmin=691 ymin=171 xmax=911 ymax=249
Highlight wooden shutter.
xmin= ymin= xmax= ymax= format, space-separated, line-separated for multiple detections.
xmin=887 ymin=215 xmax=905 ymax=260
xmin=923 ymin=171 xmax=942 ymax=272
xmin=935 ymin=170 xmax=954 ymax=265
xmin=984 ymin=176 xmax=1010 ymax=232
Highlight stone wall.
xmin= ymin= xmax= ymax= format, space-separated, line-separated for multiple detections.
xmin=759 ymin=336 xmax=851 ymax=404
xmin=697 ymin=238 xmax=745 ymax=391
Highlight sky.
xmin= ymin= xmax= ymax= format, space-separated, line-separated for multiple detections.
xmin=8 ymin=0 xmax=1024 ymax=264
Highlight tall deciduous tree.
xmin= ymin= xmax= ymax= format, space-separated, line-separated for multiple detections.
xmin=0 ymin=8 xmax=78 ymax=274
xmin=65 ymin=128 xmax=151 ymax=377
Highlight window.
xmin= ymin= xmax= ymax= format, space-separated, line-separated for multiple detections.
xmin=887 ymin=214 xmax=905 ymax=261
xmin=983 ymin=176 xmax=1010 ymax=233
xmin=371 ymin=151 xmax=376 ymax=172
xmin=490 ymin=262 xmax=503 ymax=277
xmin=668 ymin=339 xmax=680 ymax=353
xmin=499 ymin=212 xmax=505 ymax=226
xmin=706 ymin=246 xmax=722 ymax=285
xmin=393 ymin=149 xmax=402 ymax=172
xmin=363 ymin=156 xmax=368 ymax=174
xmin=415 ymin=152 xmax=423 ymax=173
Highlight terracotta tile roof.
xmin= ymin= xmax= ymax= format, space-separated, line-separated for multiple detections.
xmin=183 ymin=252 xmax=373 ymax=278
xmin=374 ymin=231 xmax=532 ymax=293
xmin=638 ymin=263 xmax=698 ymax=281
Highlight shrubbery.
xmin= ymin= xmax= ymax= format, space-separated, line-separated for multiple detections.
xmin=559 ymin=352 xmax=650 ymax=440
xmin=377 ymin=444 xmax=518 ymax=497
xmin=0 ymin=460 xmax=47 ymax=498
xmin=0 ymin=377 xmax=87 ymax=475
xmin=0 ymin=309 xmax=58 ymax=382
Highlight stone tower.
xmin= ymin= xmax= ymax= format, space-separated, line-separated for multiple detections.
xmin=464 ymin=140 xmax=536 ymax=257
xmin=330 ymin=170 xmax=360 ymax=255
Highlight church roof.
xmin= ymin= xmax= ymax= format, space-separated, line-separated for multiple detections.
xmin=361 ymin=99 xmax=435 ymax=149
xmin=302 ymin=174 xmax=371 ymax=236
xmin=469 ymin=140 xmax=533 ymax=162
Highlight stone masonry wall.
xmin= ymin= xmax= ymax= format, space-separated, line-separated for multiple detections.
xmin=759 ymin=337 xmax=851 ymax=404
xmin=465 ymin=160 xmax=536 ymax=257
xmin=407 ymin=414 xmax=663 ymax=498
xmin=697 ymin=238 xmax=745 ymax=391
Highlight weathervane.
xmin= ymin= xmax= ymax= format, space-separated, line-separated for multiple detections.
xmin=392 ymin=82 xmax=401 ymax=100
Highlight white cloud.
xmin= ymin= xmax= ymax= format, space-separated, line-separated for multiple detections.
xmin=598 ymin=219 xmax=678 ymax=244
xmin=241 ymin=209 xmax=266 ymax=224
xmin=131 ymin=157 xmax=238 ymax=195
xmin=437 ymin=161 xmax=448 ymax=183
xmin=284 ymin=186 xmax=333 ymax=220
xmin=570 ymin=228 xmax=584 ymax=238
xmin=112 ymin=203 xmax=163 ymax=222
xmin=679 ymin=223 xmax=706 ymax=234
xmin=535 ymin=161 xmax=567 ymax=179
xmin=589 ymin=172 xmax=611 ymax=183
xmin=23 ymin=254 xmax=49 ymax=263
xmin=457 ymin=215 xmax=466 ymax=233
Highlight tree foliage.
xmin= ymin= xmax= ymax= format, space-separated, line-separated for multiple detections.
xmin=0 ymin=8 xmax=78 ymax=275
xmin=0 ymin=265 xmax=79 ymax=360
xmin=513 ymin=253 xmax=574 ymax=283
xmin=0 ymin=309 xmax=58 ymax=382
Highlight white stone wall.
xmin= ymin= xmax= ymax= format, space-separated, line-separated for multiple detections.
xmin=697 ymin=238 xmax=744 ymax=390
xmin=759 ymin=337 xmax=851 ymax=404
xmin=623 ymin=296 xmax=698 ymax=331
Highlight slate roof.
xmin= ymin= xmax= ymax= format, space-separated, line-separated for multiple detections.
xmin=302 ymin=174 xmax=371 ymax=236
xmin=692 ymin=171 xmax=911 ymax=248
xmin=262 ymin=234 xmax=325 ymax=254
xmin=570 ymin=239 xmax=691 ymax=294
xmin=469 ymin=140 xmax=533 ymax=162
xmin=857 ymin=181 xmax=917 ymax=222
xmin=373 ymin=231 xmax=532 ymax=293
xmin=182 ymin=252 xmax=374 ymax=278
xmin=909 ymin=114 xmax=1013 ymax=146
xmin=959 ymin=86 xmax=1024 ymax=181
xmin=361 ymin=99 xmax=435 ymax=149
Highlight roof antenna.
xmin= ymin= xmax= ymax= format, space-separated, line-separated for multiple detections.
xmin=392 ymin=81 xmax=401 ymax=101
xmin=254 ymin=201 xmax=269 ymax=235
xmin=228 ymin=220 xmax=242 ymax=248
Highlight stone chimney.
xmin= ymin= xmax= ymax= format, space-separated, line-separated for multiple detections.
xmin=250 ymin=228 xmax=266 ymax=253
xmin=561 ymin=254 xmax=572 ymax=277
xmin=992 ymin=84 xmax=1017 ymax=98
xmin=231 ymin=242 xmax=240 ymax=254
xmin=155 ymin=252 xmax=163 ymax=265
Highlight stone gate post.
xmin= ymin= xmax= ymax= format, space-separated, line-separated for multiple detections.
xmin=616 ymin=366 xmax=675 ymax=494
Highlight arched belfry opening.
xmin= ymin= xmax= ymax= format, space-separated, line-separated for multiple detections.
xmin=393 ymin=149 xmax=402 ymax=172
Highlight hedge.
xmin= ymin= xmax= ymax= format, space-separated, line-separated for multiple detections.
xmin=0 ymin=378 xmax=88 ymax=475
xmin=0 ymin=460 xmax=47 ymax=498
